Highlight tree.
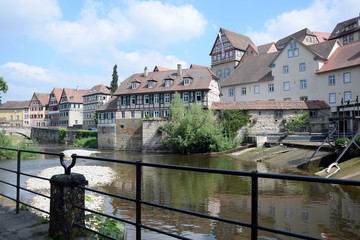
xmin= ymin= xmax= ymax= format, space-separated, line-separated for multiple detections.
xmin=286 ymin=110 xmax=309 ymax=132
xmin=0 ymin=77 xmax=8 ymax=104
xmin=160 ymin=92 xmax=234 ymax=154
xmin=110 ymin=65 xmax=118 ymax=96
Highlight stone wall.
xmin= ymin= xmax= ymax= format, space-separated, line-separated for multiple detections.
xmin=115 ymin=119 xmax=143 ymax=151
xmin=142 ymin=120 xmax=167 ymax=152
xmin=97 ymin=123 xmax=116 ymax=150
xmin=0 ymin=127 xmax=31 ymax=138
xmin=30 ymin=128 xmax=77 ymax=143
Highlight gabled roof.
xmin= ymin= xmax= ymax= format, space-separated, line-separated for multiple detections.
xmin=153 ymin=66 xmax=171 ymax=72
xmin=258 ymin=43 xmax=276 ymax=55
xmin=31 ymin=93 xmax=50 ymax=106
xmin=0 ymin=100 xmax=30 ymax=109
xmin=210 ymin=28 xmax=254 ymax=55
xmin=50 ymin=88 xmax=63 ymax=102
xmin=212 ymin=100 xmax=329 ymax=110
xmin=61 ymin=88 xmax=89 ymax=103
xmin=97 ymin=97 xmax=117 ymax=112
xmin=329 ymin=16 xmax=360 ymax=40
xmin=317 ymin=40 xmax=360 ymax=73
xmin=83 ymin=84 xmax=110 ymax=97
xmin=114 ymin=65 xmax=217 ymax=95
xmin=276 ymin=28 xmax=316 ymax=49
xmin=313 ymin=32 xmax=330 ymax=42
xmin=221 ymin=52 xmax=278 ymax=87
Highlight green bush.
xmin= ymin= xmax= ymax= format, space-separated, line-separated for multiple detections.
xmin=73 ymin=137 xmax=98 ymax=148
xmin=58 ymin=128 xmax=67 ymax=143
xmin=286 ymin=111 xmax=309 ymax=132
xmin=219 ymin=109 xmax=251 ymax=139
xmin=0 ymin=130 xmax=38 ymax=159
xmin=76 ymin=130 xmax=97 ymax=139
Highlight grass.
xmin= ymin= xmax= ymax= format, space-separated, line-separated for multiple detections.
xmin=0 ymin=130 xmax=39 ymax=160
xmin=73 ymin=137 xmax=98 ymax=148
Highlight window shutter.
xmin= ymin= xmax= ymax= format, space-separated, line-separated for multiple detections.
xmin=201 ymin=91 xmax=204 ymax=101
xmin=150 ymin=94 xmax=153 ymax=104
xmin=192 ymin=92 xmax=195 ymax=102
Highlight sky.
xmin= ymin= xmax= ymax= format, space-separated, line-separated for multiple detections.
xmin=0 ymin=0 xmax=360 ymax=102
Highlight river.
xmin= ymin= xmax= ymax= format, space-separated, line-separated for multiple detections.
xmin=0 ymin=144 xmax=359 ymax=240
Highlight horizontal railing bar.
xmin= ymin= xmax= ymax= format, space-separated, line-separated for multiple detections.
xmin=19 ymin=172 xmax=50 ymax=182
xmin=258 ymin=225 xmax=323 ymax=240
xmin=73 ymin=223 xmax=118 ymax=240
xmin=0 ymin=179 xmax=17 ymax=188
xmin=75 ymin=205 xmax=136 ymax=226
xmin=0 ymin=147 xmax=61 ymax=157
xmin=79 ymin=186 xmax=136 ymax=203
xmin=19 ymin=187 xmax=50 ymax=199
xmin=141 ymin=200 xmax=252 ymax=228
xmin=71 ymin=154 xmax=137 ymax=166
xmin=0 ymin=166 xmax=17 ymax=174
xmin=0 ymin=192 xmax=16 ymax=202
xmin=19 ymin=201 xmax=50 ymax=215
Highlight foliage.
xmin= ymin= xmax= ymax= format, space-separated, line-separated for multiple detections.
xmin=93 ymin=111 xmax=98 ymax=125
xmin=219 ymin=109 xmax=251 ymax=139
xmin=76 ymin=130 xmax=98 ymax=139
xmin=145 ymin=113 xmax=151 ymax=119
xmin=0 ymin=130 xmax=38 ymax=159
xmin=110 ymin=64 xmax=118 ymax=97
xmin=335 ymin=136 xmax=360 ymax=157
xmin=85 ymin=195 xmax=126 ymax=240
xmin=0 ymin=77 xmax=8 ymax=104
xmin=160 ymin=92 xmax=235 ymax=154
xmin=286 ymin=111 xmax=309 ymax=132
xmin=58 ymin=128 xmax=67 ymax=143
xmin=335 ymin=138 xmax=349 ymax=148
xmin=73 ymin=137 xmax=98 ymax=148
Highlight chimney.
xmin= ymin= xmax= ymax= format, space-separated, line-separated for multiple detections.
xmin=177 ymin=64 xmax=182 ymax=76
xmin=144 ymin=66 xmax=148 ymax=77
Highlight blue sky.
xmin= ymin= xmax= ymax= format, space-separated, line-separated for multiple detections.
xmin=0 ymin=0 xmax=359 ymax=102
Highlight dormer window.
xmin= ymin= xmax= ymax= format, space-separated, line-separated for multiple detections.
xmin=184 ymin=78 xmax=190 ymax=86
xmin=288 ymin=41 xmax=299 ymax=58
xmin=165 ymin=80 xmax=171 ymax=87
xmin=148 ymin=81 xmax=153 ymax=88
xmin=132 ymin=82 xmax=137 ymax=89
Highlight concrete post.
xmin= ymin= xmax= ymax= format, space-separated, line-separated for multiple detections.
xmin=49 ymin=173 xmax=88 ymax=239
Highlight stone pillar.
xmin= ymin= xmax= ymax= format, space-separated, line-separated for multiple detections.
xmin=49 ymin=173 xmax=88 ymax=239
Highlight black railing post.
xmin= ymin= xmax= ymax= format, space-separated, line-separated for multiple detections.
xmin=16 ymin=150 xmax=21 ymax=214
xmin=251 ymin=170 xmax=258 ymax=240
xmin=136 ymin=160 xmax=142 ymax=240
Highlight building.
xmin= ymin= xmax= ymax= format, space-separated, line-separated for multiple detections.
xmin=83 ymin=84 xmax=111 ymax=130
xmin=48 ymin=88 xmax=63 ymax=127
xmin=113 ymin=64 xmax=221 ymax=119
xmin=275 ymin=28 xmax=328 ymax=50
xmin=212 ymin=100 xmax=330 ymax=134
xmin=0 ymin=100 xmax=30 ymax=127
xmin=329 ymin=15 xmax=360 ymax=45
xmin=210 ymin=28 xmax=254 ymax=81
xmin=97 ymin=97 xmax=117 ymax=149
xmin=29 ymin=93 xmax=50 ymax=127
xmin=59 ymin=88 xmax=89 ymax=127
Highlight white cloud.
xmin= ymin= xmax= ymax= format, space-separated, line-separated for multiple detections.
xmin=246 ymin=0 xmax=360 ymax=45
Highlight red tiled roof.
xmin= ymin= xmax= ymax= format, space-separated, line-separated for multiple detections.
xmin=83 ymin=84 xmax=110 ymax=96
xmin=62 ymin=88 xmax=89 ymax=103
xmin=313 ymin=32 xmax=330 ymax=42
xmin=211 ymin=100 xmax=329 ymax=110
xmin=317 ymin=41 xmax=360 ymax=73
xmin=31 ymin=93 xmax=50 ymax=106
xmin=153 ymin=66 xmax=171 ymax=72
xmin=114 ymin=65 xmax=216 ymax=95
xmin=50 ymin=88 xmax=63 ymax=102
xmin=0 ymin=100 xmax=30 ymax=109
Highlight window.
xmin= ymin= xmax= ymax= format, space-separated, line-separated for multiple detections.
xmin=343 ymin=36 xmax=348 ymax=45
xmin=132 ymin=82 xmax=137 ymax=89
xmin=143 ymin=110 xmax=150 ymax=118
xmin=283 ymin=81 xmax=290 ymax=91
xmin=283 ymin=65 xmax=289 ymax=74
xmin=288 ymin=41 xmax=299 ymax=57
xmin=184 ymin=78 xmax=190 ymax=85
xmin=309 ymin=111 xmax=317 ymax=118
xmin=148 ymin=81 xmax=153 ymax=88
xmin=254 ymin=85 xmax=260 ymax=94
xmin=154 ymin=94 xmax=159 ymax=104
xmin=299 ymin=63 xmax=306 ymax=72
xmin=195 ymin=92 xmax=202 ymax=102
xmin=165 ymin=80 xmax=171 ymax=87
xmin=229 ymin=51 xmax=233 ymax=57
xmin=183 ymin=92 xmax=189 ymax=102
xmin=300 ymin=96 xmax=308 ymax=101
xmin=328 ymin=75 xmax=335 ymax=86
xmin=224 ymin=68 xmax=231 ymax=77
xmin=300 ymin=79 xmax=307 ymax=89
xmin=329 ymin=93 xmax=336 ymax=103
xmin=241 ymin=87 xmax=246 ymax=95
xmin=283 ymin=98 xmax=291 ymax=101
xmin=228 ymin=88 xmax=234 ymax=97
xmin=122 ymin=111 xmax=125 ymax=118
xmin=131 ymin=111 xmax=135 ymax=118
xmin=144 ymin=95 xmax=149 ymax=104
xmin=247 ymin=50 xmax=253 ymax=55
xmin=344 ymin=91 xmax=352 ymax=102
xmin=349 ymin=34 xmax=354 ymax=43
xmin=164 ymin=93 xmax=170 ymax=103
xmin=343 ymin=72 xmax=351 ymax=83
xmin=102 ymin=127 xmax=106 ymax=134
xmin=275 ymin=111 xmax=283 ymax=118
xmin=154 ymin=111 xmax=160 ymax=118
xmin=130 ymin=95 xmax=136 ymax=105
xmin=268 ymin=83 xmax=274 ymax=93
xmin=216 ymin=69 xmax=222 ymax=78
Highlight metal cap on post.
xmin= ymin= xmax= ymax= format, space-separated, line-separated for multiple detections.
xmin=49 ymin=153 xmax=88 ymax=239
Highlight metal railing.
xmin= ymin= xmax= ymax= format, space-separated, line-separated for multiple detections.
xmin=1 ymin=146 xmax=360 ymax=240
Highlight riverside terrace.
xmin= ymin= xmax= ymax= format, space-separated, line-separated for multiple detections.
xmin=0 ymin=147 xmax=360 ymax=240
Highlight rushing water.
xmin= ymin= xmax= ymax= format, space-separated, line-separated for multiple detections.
xmin=0 ymin=144 xmax=360 ymax=239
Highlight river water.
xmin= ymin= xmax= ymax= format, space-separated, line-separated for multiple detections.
xmin=0 ymin=144 xmax=359 ymax=240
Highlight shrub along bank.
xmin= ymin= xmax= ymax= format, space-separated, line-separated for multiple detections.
xmin=0 ymin=130 xmax=38 ymax=159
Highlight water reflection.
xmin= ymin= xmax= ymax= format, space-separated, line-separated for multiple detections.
xmin=0 ymin=146 xmax=359 ymax=239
